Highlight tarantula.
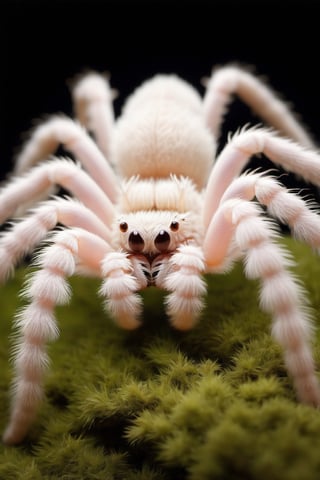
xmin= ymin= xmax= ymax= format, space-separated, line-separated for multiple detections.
xmin=1 ymin=64 xmax=320 ymax=445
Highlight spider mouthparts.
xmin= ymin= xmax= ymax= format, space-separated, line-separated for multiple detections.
xmin=141 ymin=268 xmax=158 ymax=286
xmin=136 ymin=253 xmax=168 ymax=286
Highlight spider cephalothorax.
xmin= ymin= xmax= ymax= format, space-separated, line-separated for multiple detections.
xmin=1 ymin=65 xmax=320 ymax=445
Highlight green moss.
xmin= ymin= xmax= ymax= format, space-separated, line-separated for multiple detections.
xmin=1 ymin=237 xmax=320 ymax=479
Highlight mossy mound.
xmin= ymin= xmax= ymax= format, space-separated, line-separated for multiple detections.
xmin=1 ymin=237 xmax=320 ymax=479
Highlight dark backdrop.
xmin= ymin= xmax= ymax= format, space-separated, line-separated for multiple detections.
xmin=1 ymin=0 xmax=320 ymax=190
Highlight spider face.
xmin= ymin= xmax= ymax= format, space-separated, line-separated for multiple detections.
xmin=116 ymin=210 xmax=191 ymax=259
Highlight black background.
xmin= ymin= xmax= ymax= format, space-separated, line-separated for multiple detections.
xmin=1 ymin=0 xmax=320 ymax=191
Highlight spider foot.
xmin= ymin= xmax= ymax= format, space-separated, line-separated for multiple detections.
xmin=166 ymin=294 xmax=205 ymax=330
xmin=294 ymin=374 xmax=320 ymax=408
xmin=2 ymin=380 xmax=43 ymax=445
xmin=104 ymin=293 xmax=143 ymax=330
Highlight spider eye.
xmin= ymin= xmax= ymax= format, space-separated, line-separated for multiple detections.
xmin=170 ymin=221 xmax=179 ymax=232
xmin=154 ymin=230 xmax=170 ymax=252
xmin=129 ymin=231 xmax=145 ymax=253
xmin=119 ymin=221 xmax=128 ymax=232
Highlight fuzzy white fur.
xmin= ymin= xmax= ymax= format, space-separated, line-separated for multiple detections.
xmin=112 ymin=75 xmax=215 ymax=189
xmin=1 ymin=65 xmax=320 ymax=445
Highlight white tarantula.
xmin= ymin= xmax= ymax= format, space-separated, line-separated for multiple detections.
xmin=1 ymin=64 xmax=320 ymax=445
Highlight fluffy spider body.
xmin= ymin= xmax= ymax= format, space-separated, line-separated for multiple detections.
xmin=2 ymin=65 xmax=320 ymax=445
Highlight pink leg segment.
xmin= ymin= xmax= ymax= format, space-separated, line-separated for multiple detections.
xmin=204 ymin=194 xmax=320 ymax=407
xmin=13 ymin=116 xmax=119 ymax=202
xmin=72 ymin=72 xmax=116 ymax=161
xmin=203 ymin=128 xmax=320 ymax=227
xmin=204 ymin=172 xmax=320 ymax=265
xmin=99 ymin=252 xmax=143 ymax=331
xmin=2 ymin=228 xmax=111 ymax=445
xmin=162 ymin=244 xmax=206 ymax=330
xmin=0 ymin=197 xmax=112 ymax=282
xmin=218 ymin=172 xmax=320 ymax=250
xmin=0 ymin=158 xmax=115 ymax=225
xmin=203 ymin=65 xmax=315 ymax=148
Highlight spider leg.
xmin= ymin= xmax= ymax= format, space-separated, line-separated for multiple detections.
xmin=2 ymin=228 xmax=111 ymax=445
xmin=13 ymin=115 xmax=119 ymax=201
xmin=0 ymin=157 xmax=115 ymax=224
xmin=203 ymin=127 xmax=320 ymax=226
xmin=203 ymin=193 xmax=320 ymax=407
xmin=72 ymin=72 xmax=116 ymax=162
xmin=203 ymin=64 xmax=315 ymax=148
xmin=0 ymin=196 xmax=112 ymax=282
xmin=99 ymin=252 xmax=144 ymax=330
xmin=220 ymin=172 xmax=320 ymax=249
xmin=155 ymin=245 xmax=207 ymax=330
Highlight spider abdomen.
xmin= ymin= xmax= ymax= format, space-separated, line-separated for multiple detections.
xmin=111 ymin=76 xmax=216 ymax=190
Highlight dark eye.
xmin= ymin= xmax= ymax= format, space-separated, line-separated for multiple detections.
xmin=119 ymin=222 xmax=128 ymax=232
xmin=154 ymin=230 xmax=170 ymax=252
xmin=129 ymin=231 xmax=145 ymax=253
xmin=170 ymin=221 xmax=179 ymax=232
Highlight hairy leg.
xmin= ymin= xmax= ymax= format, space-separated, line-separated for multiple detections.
xmin=0 ymin=157 xmax=115 ymax=224
xmin=203 ymin=64 xmax=315 ymax=148
xmin=204 ymin=196 xmax=320 ymax=407
xmin=2 ymin=228 xmax=111 ymax=445
xmin=218 ymin=172 xmax=320 ymax=249
xmin=156 ymin=244 xmax=206 ymax=330
xmin=99 ymin=252 xmax=144 ymax=330
xmin=203 ymin=128 xmax=320 ymax=225
xmin=13 ymin=116 xmax=119 ymax=201
xmin=0 ymin=197 xmax=112 ymax=282
xmin=72 ymin=71 xmax=116 ymax=161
